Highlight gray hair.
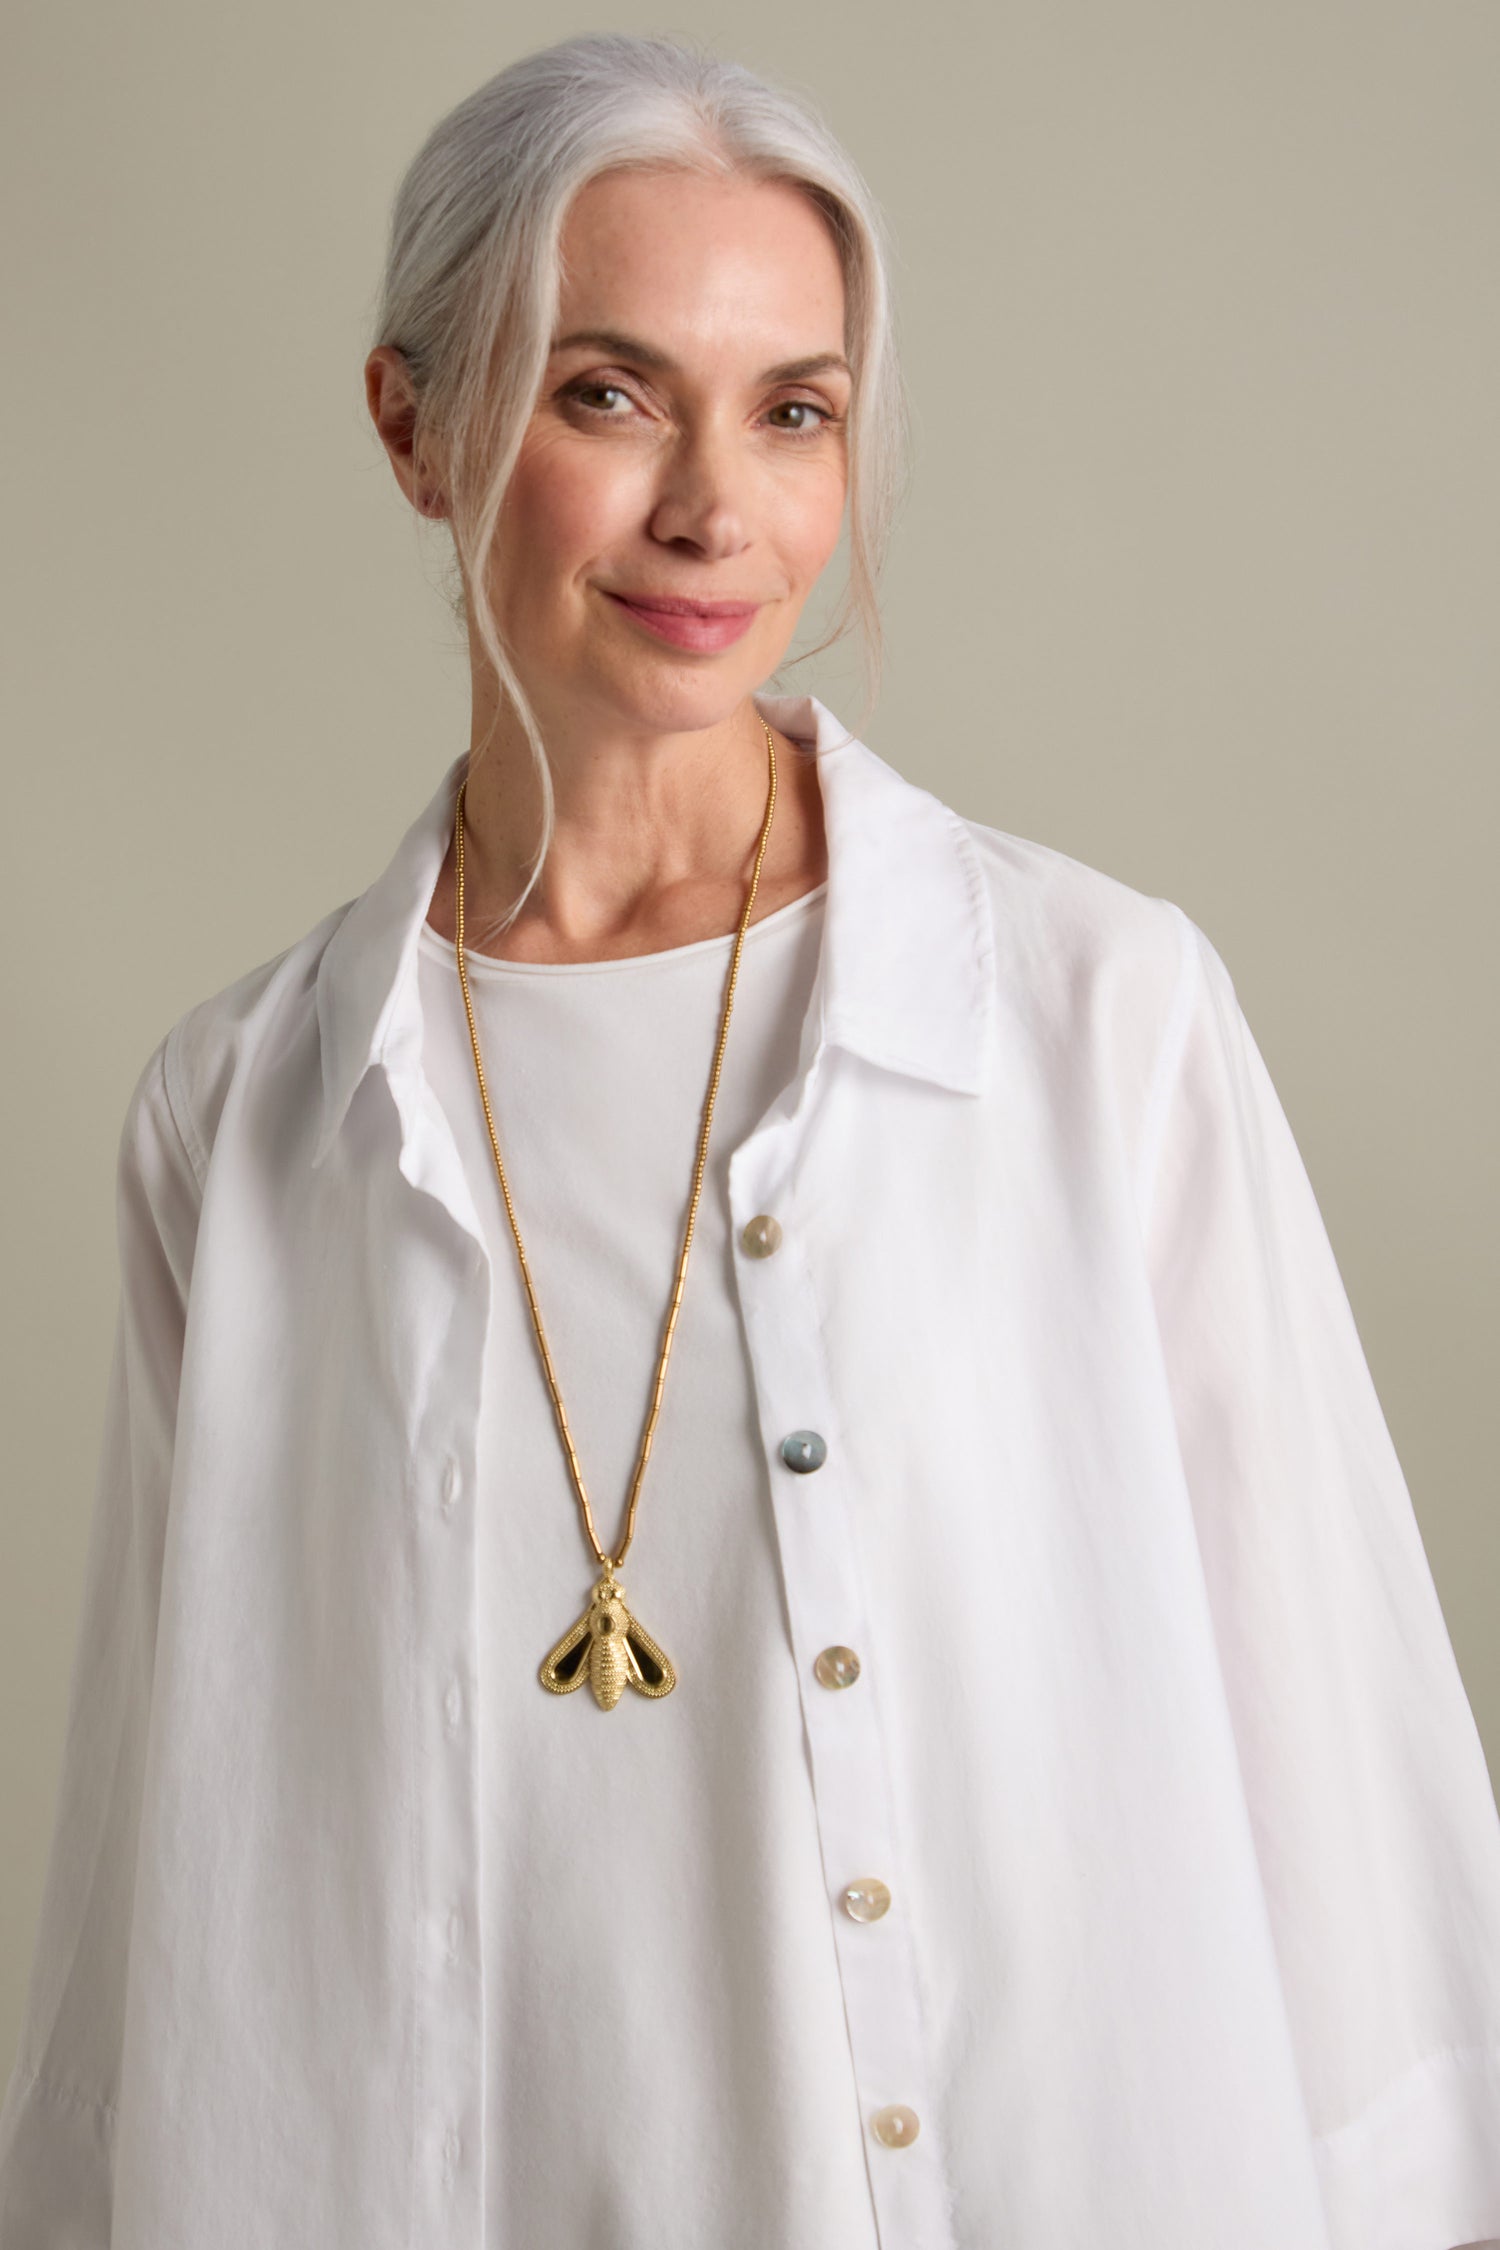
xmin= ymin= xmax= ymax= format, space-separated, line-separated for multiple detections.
xmin=370 ymin=31 xmax=910 ymax=932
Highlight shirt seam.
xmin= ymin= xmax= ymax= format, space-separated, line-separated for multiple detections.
xmin=1134 ymin=899 xmax=1202 ymax=1233
xmin=946 ymin=803 xmax=998 ymax=1092
xmin=1311 ymin=2035 xmax=1500 ymax=2157
xmin=161 ymin=1014 xmax=209 ymax=1190
xmin=12 ymin=2055 xmax=117 ymax=2133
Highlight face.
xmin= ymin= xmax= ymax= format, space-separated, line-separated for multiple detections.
xmin=483 ymin=165 xmax=851 ymax=736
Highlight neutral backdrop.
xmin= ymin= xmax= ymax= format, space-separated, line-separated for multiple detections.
xmin=3 ymin=0 xmax=1496 ymax=2068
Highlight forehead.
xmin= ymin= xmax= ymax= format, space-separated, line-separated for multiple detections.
xmin=554 ymin=168 xmax=846 ymax=358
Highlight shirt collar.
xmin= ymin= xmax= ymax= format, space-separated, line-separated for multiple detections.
xmin=311 ymin=691 xmax=996 ymax=1169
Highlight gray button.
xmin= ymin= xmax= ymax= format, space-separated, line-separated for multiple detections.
xmin=739 ymin=1213 xmax=783 ymax=1258
xmin=779 ymin=1429 xmax=827 ymax=1473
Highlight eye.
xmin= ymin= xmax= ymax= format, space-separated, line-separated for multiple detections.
xmin=563 ymin=380 xmax=635 ymax=417
xmin=766 ymin=399 xmax=836 ymax=438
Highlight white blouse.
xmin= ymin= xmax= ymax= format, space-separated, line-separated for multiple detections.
xmin=2 ymin=689 xmax=1498 ymax=2250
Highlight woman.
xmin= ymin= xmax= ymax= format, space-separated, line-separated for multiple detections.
xmin=3 ymin=31 xmax=1498 ymax=2250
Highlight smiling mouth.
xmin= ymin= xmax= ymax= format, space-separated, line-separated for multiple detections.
xmin=603 ymin=591 xmax=760 ymax=618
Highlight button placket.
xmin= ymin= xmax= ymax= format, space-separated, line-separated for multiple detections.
xmin=728 ymin=1155 xmax=955 ymax=2243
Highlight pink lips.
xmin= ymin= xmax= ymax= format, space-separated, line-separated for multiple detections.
xmin=602 ymin=589 xmax=760 ymax=652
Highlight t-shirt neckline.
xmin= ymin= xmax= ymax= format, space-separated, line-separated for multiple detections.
xmin=417 ymin=877 xmax=828 ymax=978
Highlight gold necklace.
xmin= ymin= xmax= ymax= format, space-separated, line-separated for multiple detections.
xmin=452 ymin=714 xmax=779 ymax=1711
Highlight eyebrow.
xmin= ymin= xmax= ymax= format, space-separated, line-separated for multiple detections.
xmin=550 ymin=328 xmax=851 ymax=385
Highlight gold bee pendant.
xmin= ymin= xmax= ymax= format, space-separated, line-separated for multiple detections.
xmin=539 ymin=1564 xmax=677 ymax=1710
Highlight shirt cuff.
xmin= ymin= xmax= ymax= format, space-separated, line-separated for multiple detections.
xmin=1312 ymin=2040 xmax=1500 ymax=2250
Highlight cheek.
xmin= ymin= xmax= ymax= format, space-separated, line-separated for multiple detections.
xmin=500 ymin=437 xmax=642 ymax=575
xmin=780 ymin=460 xmax=848 ymax=583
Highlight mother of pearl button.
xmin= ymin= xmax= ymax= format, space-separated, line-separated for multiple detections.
xmin=840 ymin=1877 xmax=892 ymax=1921
xmin=813 ymin=1645 xmax=860 ymax=1688
xmin=871 ymin=2104 xmax=921 ymax=2147
xmin=739 ymin=1213 xmax=783 ymax=1257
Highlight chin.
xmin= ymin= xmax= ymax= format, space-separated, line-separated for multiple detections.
xmin=591 ymin=655 xmax=764 ymax=736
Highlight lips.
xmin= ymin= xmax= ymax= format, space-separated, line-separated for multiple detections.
xmin=602 ymin=589 xmax=761 ymax=652
xmin=605 ymin=592 xmax=759 ymax=617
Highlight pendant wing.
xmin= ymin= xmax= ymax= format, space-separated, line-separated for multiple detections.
xmin=539 ymin=1605 xmax=594 ymax=1693
xmin=622 ymin=1613 xmax=677 ymax=1698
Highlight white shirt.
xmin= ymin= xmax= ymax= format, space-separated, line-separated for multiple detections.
xmin=3 ymin=689 xmax=1498 ymax=2250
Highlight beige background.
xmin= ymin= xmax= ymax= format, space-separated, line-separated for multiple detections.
xmin=2 ymin=0 xmax=1496 ymax=2065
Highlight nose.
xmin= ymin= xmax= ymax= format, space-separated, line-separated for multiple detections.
xmin=646 ymin=418 xmax=753 ymax=560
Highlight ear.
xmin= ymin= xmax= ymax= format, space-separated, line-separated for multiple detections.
xmin=365 ymin=345 xmax=447 ymax=519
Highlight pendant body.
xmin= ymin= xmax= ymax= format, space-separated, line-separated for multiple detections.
xmin=539 ymin=1568 xmax=677 ymax=1708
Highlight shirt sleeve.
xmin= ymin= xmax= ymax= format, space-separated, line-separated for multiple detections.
xmin=1143 ymin=906 xmax=1500 ymax=2250
xmin=0 ymin=1024 xmax=202 ymax=2248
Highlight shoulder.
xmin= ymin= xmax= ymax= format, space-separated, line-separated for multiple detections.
xmin=957 ymin=808 xmax=1215 ymax=1037
xmin=946 ymin=808 xmax=1246 ymax=1213
xmin=130 ymin=897 xmax=357 ymax=1190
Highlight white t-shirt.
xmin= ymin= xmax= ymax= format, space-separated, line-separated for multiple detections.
xmin=415 ymin=883 xmax=887 ymax=2246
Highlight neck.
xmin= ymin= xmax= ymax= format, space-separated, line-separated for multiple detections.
xmin=426 ymin=689 xmax=829 ymax=966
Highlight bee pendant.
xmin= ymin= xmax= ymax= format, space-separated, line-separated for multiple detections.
xmin=538 ymin=1566 xmax=677 ymax=1709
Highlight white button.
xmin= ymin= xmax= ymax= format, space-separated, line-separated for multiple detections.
xmin=443 ymin=1677 xmax=463 ymax=1729
xmin=441 ymin=1457 xmax=461 ymax=1512
xmin=871 ymin=2103 xmax=921 ymax=2147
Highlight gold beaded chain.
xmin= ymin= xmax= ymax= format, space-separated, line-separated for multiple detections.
xmin=450 ymin=714 xmax=779 ymax=1708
